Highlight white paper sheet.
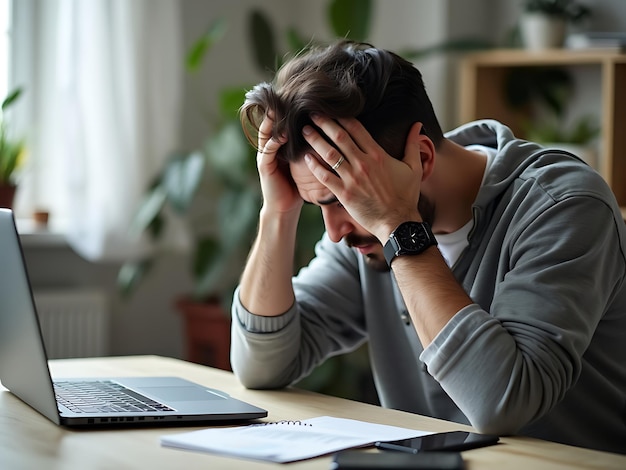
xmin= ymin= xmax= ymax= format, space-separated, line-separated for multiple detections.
xmin=160 ymin=416 xmax=433 ymax=463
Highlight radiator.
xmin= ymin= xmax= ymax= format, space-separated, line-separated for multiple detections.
xmin=33 ymin=289 xmax=110 ymax=359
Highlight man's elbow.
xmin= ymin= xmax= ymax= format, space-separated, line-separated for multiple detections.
xmin=231 ymin=357 xmax=295 ymax=390
xmin=469 ymin=416 xmax=520 ymax=437
xmin=232 ymin=369 xmax=286 ymax=390
xmin=465 ymin=404 xmax=541 ymax=437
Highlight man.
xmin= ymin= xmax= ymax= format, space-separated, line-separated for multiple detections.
xmin=231 ymin=40 xmax=626 ymax=454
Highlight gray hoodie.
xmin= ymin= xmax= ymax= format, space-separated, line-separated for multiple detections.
xmin=231 ymin=120 xmax=626 ymax=454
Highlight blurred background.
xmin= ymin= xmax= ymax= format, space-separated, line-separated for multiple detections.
xmin=2 ymin=0 xmax=624 ymax=403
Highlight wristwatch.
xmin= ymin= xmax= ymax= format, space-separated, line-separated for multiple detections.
xmin=383 ymin=221 xmax=438 ymax=267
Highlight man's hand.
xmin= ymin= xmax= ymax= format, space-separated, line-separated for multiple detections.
xmin=302 ymin=115 xmax=427 ymax=242
xmin=238 ymin=114 xmax=302 ymax=317
xmin=257 ymin=115 xmax=303 ymax=216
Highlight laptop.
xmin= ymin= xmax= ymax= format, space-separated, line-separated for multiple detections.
xmin=0 ymin=208 xmax=267 ymax=426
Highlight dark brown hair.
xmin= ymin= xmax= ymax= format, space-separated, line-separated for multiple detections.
xmin=240 ymin=40 xmax=444 ymax=162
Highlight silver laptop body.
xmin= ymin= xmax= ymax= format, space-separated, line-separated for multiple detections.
xmin=0 ymin=208 xmax=267 ymax=426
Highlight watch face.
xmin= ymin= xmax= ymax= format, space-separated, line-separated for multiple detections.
xmin=383 ymin=221 xmax=437 ymax=266
xmin=395 ymin=222 xmax=430 ymax=251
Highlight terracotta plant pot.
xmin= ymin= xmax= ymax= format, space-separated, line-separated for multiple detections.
xmin=0 ymin=184 xmax=16 ymax=209
xmin=175 ymin=296 xmax=232 ymax=370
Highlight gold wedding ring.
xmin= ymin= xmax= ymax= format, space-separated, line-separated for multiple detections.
xmin=332 ymin=155 xmax=345 ymax=171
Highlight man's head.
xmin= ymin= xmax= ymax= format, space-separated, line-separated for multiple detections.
xmin=241 ymin=40 xmax=443 ymax=163
xmin=240 ymin=40 xmax=442 ymax=271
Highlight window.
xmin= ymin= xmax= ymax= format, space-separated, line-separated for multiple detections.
xmin=7 ymin=1 xmax=184 ymax=260
xmin=0 ymin=0 xmax=10 ymax=102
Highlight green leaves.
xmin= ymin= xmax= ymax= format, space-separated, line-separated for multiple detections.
xmin=206 ymin=120 xmax=255 ymax=187
xmin=524 ymin=114 xmax=599 ymax=145
xmin=507 ymin=67 xmax=598 ymax=146
xmin=193 ymin=186 xmax=260 ymax=300
xmin=247 ymin=0 xmax=373 ymax=77
xmin=131 ymin=185 xmax=166 ymax=239
xmin=193 ymin=236 xmax=221 ymax=280
xmin=186 ymin=18 xmax=228 ymax=72
xmin=117 ymin=259 xmax=154 ymax=299
xmin=133 ymin=151 xmax=205 ymax=233
xmin=119 ymin=151 xmax=206 ymax=298
xmin=0 ymin=136 xmax=23 ymax=184
xmin=217 ymin=86 xmax=247 ymax=120
xmin=328 ymin=0 xmax=372 ymax=41
xmin=523 ymin=0 xmax=591 ymax=23
xmin=1 ymin=87 xmax=22 ymax=111
xmin=162 ymin=151 xmax=206 ymax=213
xmin=505 ymin=67 xmax=573 ymax=117
xmin=249 ymin=9 xmax=278 ymax=74
xmin=0 ymin=87 xmax=25 ymax=184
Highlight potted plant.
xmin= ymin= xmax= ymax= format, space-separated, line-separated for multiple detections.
xmin=0 ymin=87 xmax=25 ymax=209
xmin=520 ymin=0 xmax=591 ymax=50
xmin=117 ymin=4 xmax=363 ymax=369
xmin=524 ymin=113 xmax=599 ymax=167
xmin=117 ymin=17 xmax=268 ymax=370
xmin=118 ymin=0 xmax=380 ymax=295
xmin=504 ymin=65 xmax=599 ymax=168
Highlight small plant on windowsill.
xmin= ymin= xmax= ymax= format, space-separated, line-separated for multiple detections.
xmin=0 ymin=87 xmax=26 ymax=209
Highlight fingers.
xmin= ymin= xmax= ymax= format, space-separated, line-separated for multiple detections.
xmin=302 ymin=124 xmax=347 ymax=173
xmin=260 ymin=136 xmax=283 ymax=158
xmin=257 ymin=114 xmax=287 ymax=170
xmin=258 ymin=112 xmax=287 ymax=156
xmin=336 ymin=117 xmax=377 ymax=153
xmin=304 ymin=153 xmax=340 ymax=191
xmin=331 ymin=155 xmax=346 ymax=171
xmin=257 ymin=114 xmax=274 ymax=150
xmin=303 ymin=115 xmax=361 ymax=171
xmin=303 ymin=115 xmax=393 ymax=177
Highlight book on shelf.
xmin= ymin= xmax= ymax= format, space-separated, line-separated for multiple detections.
xmin=565 ymin=32 xmax=626 ymax=52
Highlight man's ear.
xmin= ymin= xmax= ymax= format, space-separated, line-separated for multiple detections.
xmin=404 ymin=122 xmax=435 ymax=181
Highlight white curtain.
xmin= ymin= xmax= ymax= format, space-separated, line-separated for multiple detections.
xmin=13 ymin=0 xmax=183 ymax=261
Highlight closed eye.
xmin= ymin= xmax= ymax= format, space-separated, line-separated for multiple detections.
xmin=303 ymin=195 xmax=341 ymax=207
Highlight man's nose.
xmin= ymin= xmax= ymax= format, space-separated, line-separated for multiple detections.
xmin=321 ymin=206 xmax=354 ymax=243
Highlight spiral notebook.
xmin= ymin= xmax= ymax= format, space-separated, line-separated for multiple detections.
xmin=160 ymin=416 xmax=432 ymax=463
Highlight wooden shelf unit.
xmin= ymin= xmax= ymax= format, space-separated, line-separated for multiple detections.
xmin=458 ymin=49 xmax=626 ymax=213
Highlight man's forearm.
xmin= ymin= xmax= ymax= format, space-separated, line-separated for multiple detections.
xmin=392 ymin=247 xmax=473 ymax=347
xmin=238 ymin=208 xmax=301 ymax=316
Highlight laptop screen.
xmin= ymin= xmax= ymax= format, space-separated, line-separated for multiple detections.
xmin=0 ymin=209 xmax=62 ymax=424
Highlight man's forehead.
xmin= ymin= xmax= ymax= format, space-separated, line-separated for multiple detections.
xmin=289 ymin=158 xmax=336 ymax=205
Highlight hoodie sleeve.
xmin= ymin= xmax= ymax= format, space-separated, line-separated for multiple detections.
xmin=421 ymin=194 xmax=625 ymax=435
xmin=230 ymin=233 xmax=368 ymax=390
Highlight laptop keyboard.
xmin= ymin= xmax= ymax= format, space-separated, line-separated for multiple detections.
xmin=54 ymin=380 xmax=175 ymax=414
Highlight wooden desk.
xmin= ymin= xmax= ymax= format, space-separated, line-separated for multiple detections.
xmin=1 ymin=356 xmax=624 ymax=469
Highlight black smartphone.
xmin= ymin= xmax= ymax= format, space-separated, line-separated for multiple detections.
xmin=331 ymin=450 xmax=465 ymax=470
xmin=375 ymin=431 xmax=499 ymax=453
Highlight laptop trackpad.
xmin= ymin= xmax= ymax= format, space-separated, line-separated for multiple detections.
xmin=142 ymin=386 xmax=225 ymax=402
